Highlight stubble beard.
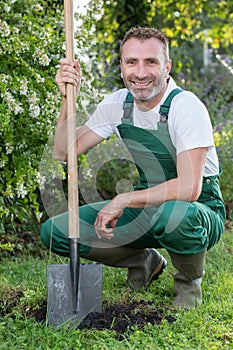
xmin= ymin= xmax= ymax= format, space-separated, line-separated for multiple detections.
xmin=123 ymin=70 xmax=167 ymax=103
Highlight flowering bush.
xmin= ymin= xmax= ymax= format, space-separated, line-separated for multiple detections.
xmin=0 ymin=0 xmax=103 ymax=233
xmin=0 ymin=1 xmax=66 ymax=232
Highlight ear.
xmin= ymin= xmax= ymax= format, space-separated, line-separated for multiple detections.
xmin=166 ymin=59 xmax=172 ymax=78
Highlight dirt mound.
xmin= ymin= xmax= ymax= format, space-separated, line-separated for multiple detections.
xmin=34 ymin=300 xmax=176 ymax=338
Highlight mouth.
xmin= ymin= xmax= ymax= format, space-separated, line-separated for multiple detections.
xmin=131 ymin=80 xmax=152 ymax=89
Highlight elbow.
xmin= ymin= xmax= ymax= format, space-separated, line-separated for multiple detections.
xmin=188 ymin=183 xmax=202 ymax=202
xmin=53 ymin=148 xmax=67 ymax=162
xmin=190 ymin=191 xmax=200 ymax=202
xmin=179 ymin=182 xmax=202 ymax=202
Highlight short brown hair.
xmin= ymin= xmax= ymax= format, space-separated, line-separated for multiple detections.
xmin=120 ymin=26 xmax=170 ymax=62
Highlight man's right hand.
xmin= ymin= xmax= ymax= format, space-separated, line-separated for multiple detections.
xmin=55 ymin=58 xmax=81 ymax=97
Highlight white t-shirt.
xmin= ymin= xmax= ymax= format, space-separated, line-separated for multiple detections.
xmin=85 ymin=77 xmax=219 ymax=176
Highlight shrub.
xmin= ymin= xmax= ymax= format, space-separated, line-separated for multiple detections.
xmin=0 ymin=0 xmax=103 ymax=232
xmin=0 ymin=0 xmax=65 ymax=233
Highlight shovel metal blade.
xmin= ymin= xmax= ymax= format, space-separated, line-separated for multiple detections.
xmin=47 ymin=263 xmax=102 ymax=327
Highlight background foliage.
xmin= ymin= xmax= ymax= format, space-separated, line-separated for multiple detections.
xmin=0 ymin=0 xmax=233 ymax=238
xmin=0 ymin=0 xmax=64 ymax=232
xmin=0 ymin=0 xmax=102 ymax=234
xmin=92 ymin=0 xmax=233 ymax=90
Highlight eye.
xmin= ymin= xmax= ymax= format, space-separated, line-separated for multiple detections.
xmin=147 ymin=59 xmax=157 ymax=65
xmin=125 ymin=59 xmax=136 ymax=65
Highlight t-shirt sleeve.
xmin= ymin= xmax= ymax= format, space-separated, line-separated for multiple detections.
xmin=85 ymin=91 xmax=126 ymax=139
xmin=168 ymin=92 xmax=215 ymax=154
xmin=85 ymin=103 xmax=115 ymax=139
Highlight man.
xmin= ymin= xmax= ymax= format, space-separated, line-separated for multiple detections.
xmin=41 ymin=27 xmax=225 ymax=309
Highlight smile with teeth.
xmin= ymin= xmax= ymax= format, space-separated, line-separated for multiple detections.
xmin=132 ymin=81 xmax=152 ymax=88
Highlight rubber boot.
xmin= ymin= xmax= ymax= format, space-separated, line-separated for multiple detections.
xmin=168 ymin=250 xmax=206 ymax=309
xmin=85 ymin=243 xmax=167 ymax=290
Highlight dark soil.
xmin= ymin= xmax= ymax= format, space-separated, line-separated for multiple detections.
xmin=78 ymin=300 xmax=176 ymax=335
xmin=33 ymin=299 xmax=176 ymax=339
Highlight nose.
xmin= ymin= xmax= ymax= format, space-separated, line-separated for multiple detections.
xmin=135 ymin=62 xmax=147 ymax=79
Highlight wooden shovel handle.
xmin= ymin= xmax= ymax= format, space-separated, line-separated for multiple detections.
xmin=64 ymin=0 xmax=79 ymax=239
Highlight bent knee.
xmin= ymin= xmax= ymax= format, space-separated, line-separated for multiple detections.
xmin=40 ymin=219 xmax=52 ymax=249
xmin=153 ymin=200 xmax=198 ymax=233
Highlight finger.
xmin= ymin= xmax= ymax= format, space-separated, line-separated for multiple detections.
xmin=57 ymin=68 xmax=80 ymax=85
xmin=55 ymin=71 xmax=81 ymax=97
xmin=94 ymin=219 xmax=102 ymax=239
xmin=95 ymin=227 xmax=114 ymax=239
xmin=109 ymin=219 xmax=118 ymax=228
xmin=94 ymin=217 xmax=114 ymax=236
xmin=74 ymin=59 xmax=81 ymax=71
xmin=97 ymin=212 xmax=112 ymax=231
xmin=94 ymin=216 xmax=100 ymax=229
xmin=95 ymin=211 xmax=104 ymax=229
xmin=60 ymin=58 xmax=75 ymax=67
xmin=95 ymin=228 xmax=102 ymax=239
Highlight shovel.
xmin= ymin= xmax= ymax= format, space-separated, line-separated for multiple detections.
xmin=46 ymin=0 xmax=102 ymax=327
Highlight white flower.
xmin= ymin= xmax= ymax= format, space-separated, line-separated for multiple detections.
xmin=5 ymin=185 xmax=14 ymax=199
xmin=33 ymin=48 xmax=51 ymax=66
xmin=0 ymin=160 xmax=6 ymax=168
xmin=35 ymin=74 xmax=45 ymax=83
xmin=28 ymin=92 xmax=39 ymax=104
xmin=5 ymin=142 xmax=14 ymax=154
xmin=4 ymin=5 xmax=11 ymax=12
xmin=29 ymin=104 xmax=40 ymax=118
xmin=83 ymin=168 xmax=93 ymax=180
xmin=36 ymin=212 xmax=43 ymax=221
xmin=0 ymin=74 xmax=8 ymax=83
xmin=36 ymin=172 xmax=46 ymax=187
xmin=16 ymin=182 xmax=28 ymax=198
xmin=14 ymin=104 xmax=24 ymax=115
xmin=4 ymin=91 xmax=15 ymax=105
xmin=20 ymin=78 xmax=28 ymax=95
xmin=35 ymin=4 xmax=43 ymax=11
xmin=0 ymin=20 xmax=10 ymax=37
xmin=3 ymin=91 xmax=23 ymax=114
xmin=40 ymin=54 xmax=50 ymax=66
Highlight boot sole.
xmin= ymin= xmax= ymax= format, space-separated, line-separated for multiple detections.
xmin=145 ymin=257 xmax=167 ymax=290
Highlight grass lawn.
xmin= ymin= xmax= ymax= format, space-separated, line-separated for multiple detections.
xmin=0 ymin=226 xmax=233 ymax=349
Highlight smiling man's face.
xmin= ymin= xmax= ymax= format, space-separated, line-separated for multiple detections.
xmin=120 ymin=37 xmax=172 ymax=110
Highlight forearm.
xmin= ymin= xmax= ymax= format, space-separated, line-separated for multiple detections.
xmin=118 ymin=148 xmax=206 ymax=209
xmin=54 ymin=98 xmax=69 ymax=161
xmin=114 ymin=177 xmax=201 ymax=210
xmin=53 ymin=100 xmax=104 ymax=161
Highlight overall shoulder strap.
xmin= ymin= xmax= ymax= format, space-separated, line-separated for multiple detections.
xmin=122 ymin=92 xmax=134 ymax=123
xmin=159 ymin=88 xmax=183 ymax=120
xmin=123 ymin=88 xmax=183 ymax=124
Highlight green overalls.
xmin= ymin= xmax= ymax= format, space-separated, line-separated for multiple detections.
xmin=40 ymin=89 xmax=226 ymax=256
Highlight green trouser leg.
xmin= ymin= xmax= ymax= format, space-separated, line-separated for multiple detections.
xmin=41 ymin=200 xmax=224 ymax=256
xmin=168 ymin=250 xmax=206 ymax=309
xmin=85 ymin=242 xmax=167 ymax=290
xmin=40 ymin=207 xmax=167 ymax=290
